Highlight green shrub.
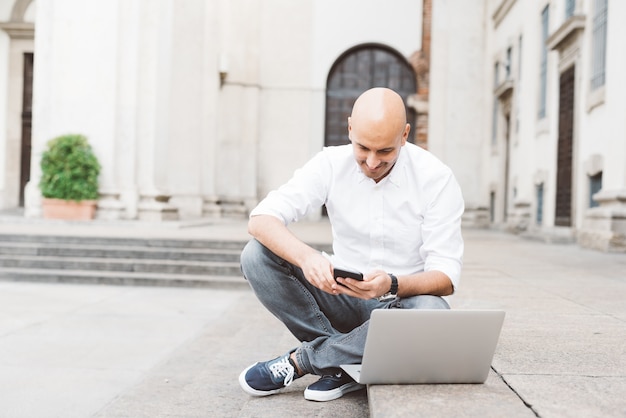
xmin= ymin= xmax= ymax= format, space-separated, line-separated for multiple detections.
xmin=39 ymin=134 xmax=101 ymax=201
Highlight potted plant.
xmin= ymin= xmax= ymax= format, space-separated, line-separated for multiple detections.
xmin=39 ymin=134 xmax=101 ymax=220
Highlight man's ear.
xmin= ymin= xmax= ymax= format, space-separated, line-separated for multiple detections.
xmin=347 ymin=117 xmax=353 ymax=140
xmin=401 ymin=123 xmax=411 ymax=145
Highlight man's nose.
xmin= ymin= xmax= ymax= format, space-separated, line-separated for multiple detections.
xmin=366 ymin=153 xmax=380 ymax=168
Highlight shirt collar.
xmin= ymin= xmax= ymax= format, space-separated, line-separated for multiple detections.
xmin=387 ymin=146 xmax=406 ymax=188
xmin=354 ymin=146 xmax=407 ymax=187
xmin=354 ymin=160 xmax=369 ymax=184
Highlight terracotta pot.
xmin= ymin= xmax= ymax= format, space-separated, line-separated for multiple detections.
xmin=41 ymin=198 xmax=97 ymax=220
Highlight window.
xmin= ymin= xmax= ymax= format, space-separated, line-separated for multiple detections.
xmin=538 ymin=5 xmax=549 ymax=119
xmin=492 ymin=62 xmax=499 ymax=145
xmin=565 ymin=0 xmax=576 ymax=18
xmin=589 ymin=172 xmax=602 ymax=207
xmin=494 ymin=61 xmax=500 ymax=88
xmin=518 ymin=35 xmax=523 ymax=79
xmin=505 ymin=47 xmax=512 ymax=80
xmin=536 ymin=183 xmax=544 ymax=225
xmin=516 ymin=36 xmax=523 ymax=132
xmin=591 ymin=0 xmax=608 ymax=90
xmin=490 ymin=191 xmax=496 ymax=223
xmin=492 ymin=100 xmax=499 ymax=146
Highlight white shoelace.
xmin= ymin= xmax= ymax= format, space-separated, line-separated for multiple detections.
xmin=269 ymin=357 xmax=295 ymax=386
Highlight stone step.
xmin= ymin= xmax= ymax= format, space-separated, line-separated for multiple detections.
xmin=0 ymin=267 xmax=248 ymax=289
xmin=0 ymin=233 xmax=246 ymax=287
xmin=0 ymin=242 xmax=242 ymax=262
xmin=0 ymin=255 xmax=241 ymax=276
xmin=0 ymin=233 xmax=248 ymax=250
xmin=0 ymin=233 xmax=333 ymax=253
xmin=0 ymin=233 xmax=331 ymax=288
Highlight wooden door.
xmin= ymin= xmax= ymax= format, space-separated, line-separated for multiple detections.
xmin=555 ymin=66 xmax=575 ymax=226
xmin=503 ymin=115 xmax=511 ymax=221
xmin=325 ymin=45 xmax=416 ymax=147
xmin=19 ymin=52 xmax=34 ymax=207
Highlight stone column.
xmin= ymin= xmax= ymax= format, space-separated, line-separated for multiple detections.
xmin=98 ymin=0 xmax=141 ymax=220
xmin=195 ymin=0 xmax=223 ymax=219
xmin=0 ymin=13 xmax=34 ymax=210
xmin=211 ymin=0 xmax=261 ymax=218
xmin=429 ymin=0 xmax=489 ymax=228
xmin=134 ymin=0 xmax=178 ymax=221
xmin=27 ymin=0 xmax=121 ymax=218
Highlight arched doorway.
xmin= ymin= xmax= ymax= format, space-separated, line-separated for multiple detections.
xmin=0 ymin=0 xmax=35 ymax=208
xmin=324 ymin=44 xmax=417 ymax=147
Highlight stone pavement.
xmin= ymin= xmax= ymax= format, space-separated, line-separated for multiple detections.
xmin=0 ymin=218 xmax=624 ymax=417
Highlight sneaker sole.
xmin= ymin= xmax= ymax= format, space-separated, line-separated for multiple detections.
xmin=304 ymin=381 xmax=365 ymax=402
xmin=238 ymin=363 xmax=282 ymax=397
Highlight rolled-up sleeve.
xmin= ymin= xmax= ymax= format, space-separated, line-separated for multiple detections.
xmin=250 ymin=151 xmax=330 ymax=225
xmin=419 ymin=169 xmax=465 ymax=291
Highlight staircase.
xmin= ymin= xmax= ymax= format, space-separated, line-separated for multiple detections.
xmin=0 ymin=233 xmax=250 ymax=288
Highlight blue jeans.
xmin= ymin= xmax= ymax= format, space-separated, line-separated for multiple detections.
xmin=240 ymin=239 xmax=450 ymax=376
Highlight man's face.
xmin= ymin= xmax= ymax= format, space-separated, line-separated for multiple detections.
xmin=348 ymin=119 xmax=409 ymax=182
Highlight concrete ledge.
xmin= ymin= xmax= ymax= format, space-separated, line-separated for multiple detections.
xmin=368 ymin=370 xmax=535 ymax=418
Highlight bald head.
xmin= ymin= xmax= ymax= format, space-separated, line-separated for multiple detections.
xmin=348 ymin=88 xmax=411 ymax=182
xmin=350 ymin=87 xmax=407 ymax=138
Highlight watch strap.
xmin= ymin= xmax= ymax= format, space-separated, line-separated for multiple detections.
xmin=377 ymin=273 xmax=399 ymax=302
xmin=388 ymin=273 xmax=398 ymax=295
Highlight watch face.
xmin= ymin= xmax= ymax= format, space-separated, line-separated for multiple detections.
xmin=377 ymin=293 xmax=396 ymax=302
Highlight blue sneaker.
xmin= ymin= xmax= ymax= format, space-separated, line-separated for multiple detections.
xmin=304 ymin=371 xmax=364 ymax=402
xmin=239 ymin=352 xmax=301 ymax=396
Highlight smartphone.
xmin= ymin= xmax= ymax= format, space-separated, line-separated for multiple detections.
xmin=333 ymin=268 xmax=363 ymax=281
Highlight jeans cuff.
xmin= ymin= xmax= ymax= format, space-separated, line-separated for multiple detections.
xmin=293 ymin=347 xmax=311 ymax=376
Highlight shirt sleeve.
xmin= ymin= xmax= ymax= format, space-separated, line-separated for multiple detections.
xmin=419 ymin=168 xmax=465 ymax=291
xmin=250 ymin=150 xmax=331 ymax=225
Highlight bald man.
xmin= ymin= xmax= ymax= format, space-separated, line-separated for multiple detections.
xmin=238 ymin=88 xmax=464 ymax=402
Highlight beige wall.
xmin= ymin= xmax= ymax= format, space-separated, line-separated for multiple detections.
xmin=429 ymin=0 xmax=489 ymax=227
xmin=0 ymin=0 xmax=34 ymax=209
xmin=430 ymin=0 xmax=626 ymax=250
xmin=20 ymin=0 xmax=424 ymax=220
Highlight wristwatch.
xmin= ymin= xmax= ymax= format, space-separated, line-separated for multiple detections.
xmin=378 ymin=273 xmax=398 ymax=301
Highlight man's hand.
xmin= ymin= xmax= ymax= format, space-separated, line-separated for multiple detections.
xmin=334 ymin=269 xmax=390 ymax=299
xmin=300 ymin=252 xmax=336 ymax=293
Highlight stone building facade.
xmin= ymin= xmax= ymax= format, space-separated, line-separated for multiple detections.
xmin=431 ymin=0 xmax=626 ymax=252
xmin=1 ymin=0 xmax=625 ymax=252
xmin=0 ymin=0 xmax=429 ymax=222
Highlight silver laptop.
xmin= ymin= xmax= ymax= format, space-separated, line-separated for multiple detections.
xmin=341 ymin=309 xmax=505 ymax=384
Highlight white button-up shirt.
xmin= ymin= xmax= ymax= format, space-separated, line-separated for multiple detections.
xmin=250 ymin=143 xmax=464 ymax=290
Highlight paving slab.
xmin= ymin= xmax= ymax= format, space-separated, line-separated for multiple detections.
xmin=94 ymin=290 xmax=369 ymax=418
xmin=445 ymin=228 xmax=626 ymax=418
xmin=0 ymin=221 xmax=624 ymax=417
xmin=0 ymin=282 xmax=251 ymax=417
xmin=501 ymin=375 xmax=626 ymax=418
xmin=368 ymin=371 xmax=536 ymax=418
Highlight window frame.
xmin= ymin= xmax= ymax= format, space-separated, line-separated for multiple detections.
xmin=590 ymin=0 xmax=608 ymax=91
xmin=538 ymin=5 xmax=550 ymax=119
